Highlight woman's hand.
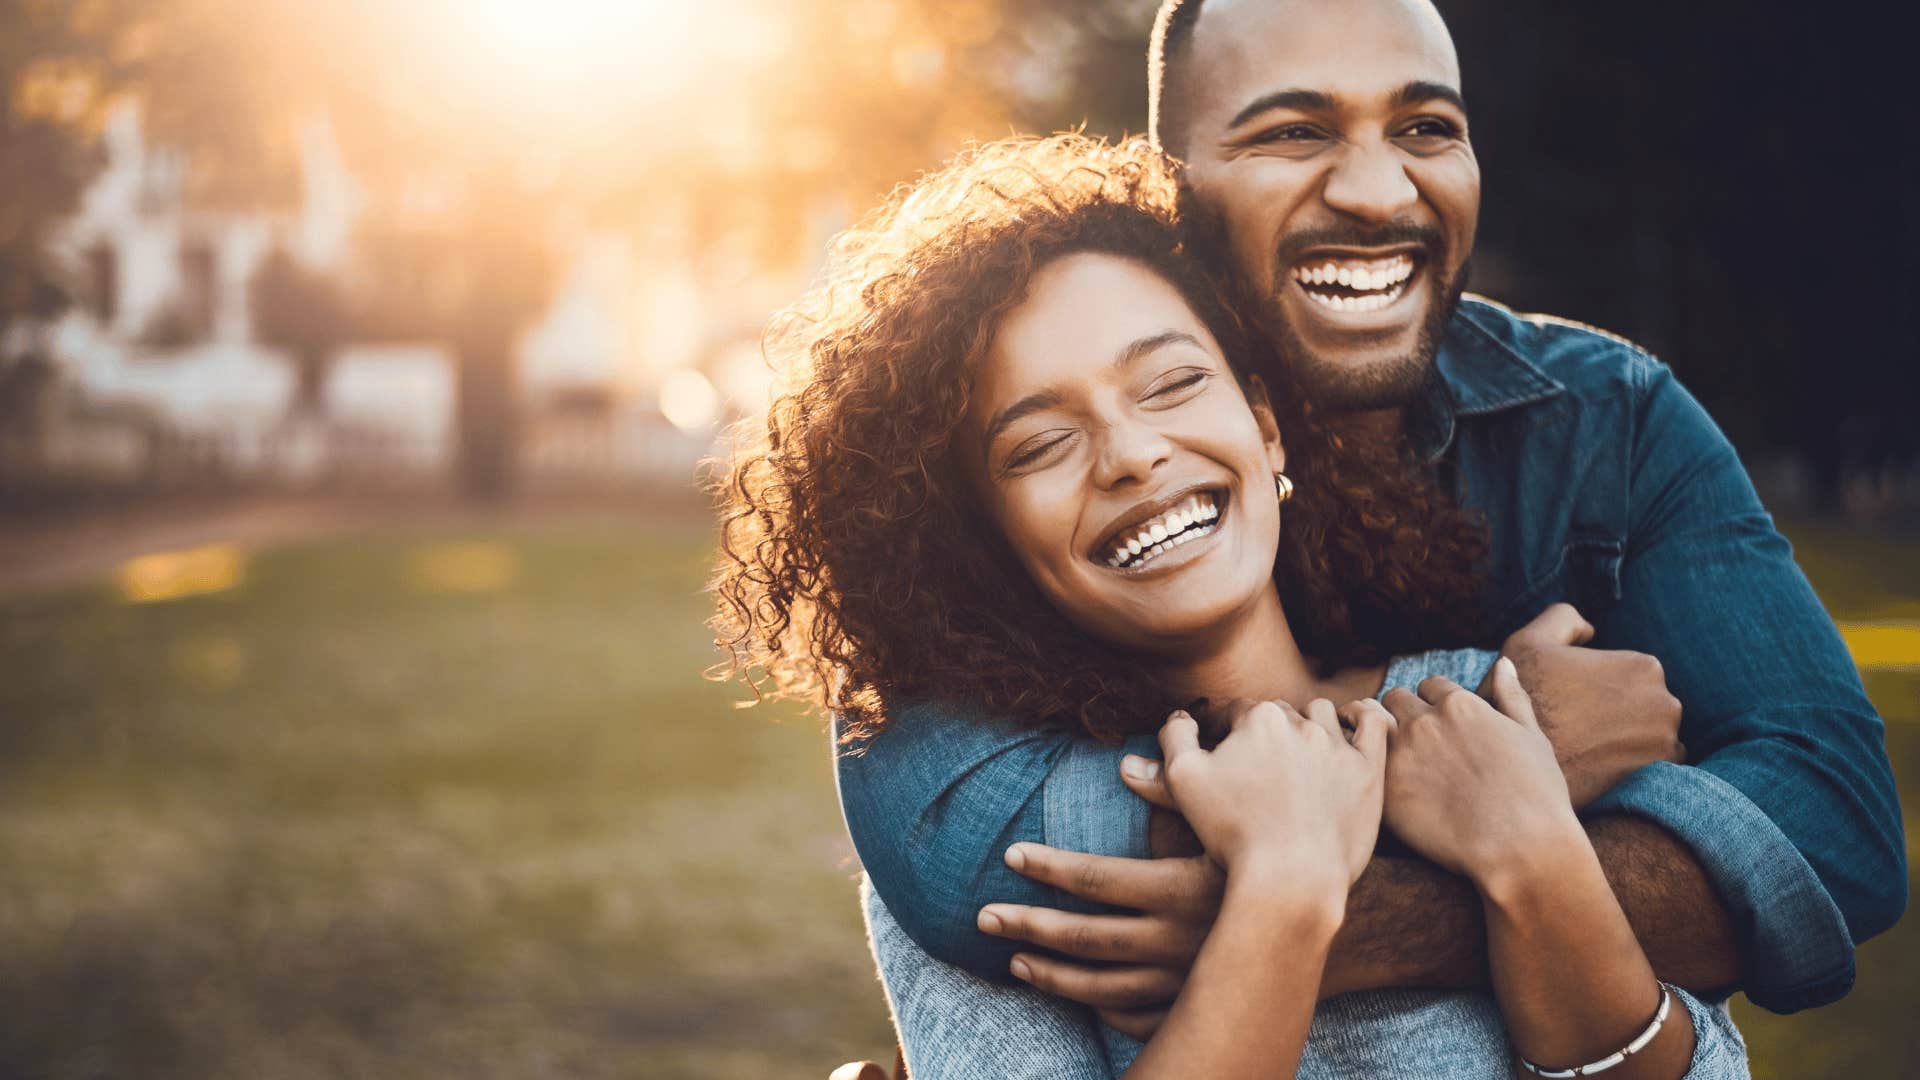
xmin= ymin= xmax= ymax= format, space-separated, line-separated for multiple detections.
xmin=1159 ymin=698 xmax=1388 ymax=893
xmin=1358 ymin=657 xmax=1585 ymax=886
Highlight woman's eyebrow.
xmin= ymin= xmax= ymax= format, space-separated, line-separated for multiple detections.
xmin=1116 ymin=329 xmax=1206 ymax=370
xmin=982 ymin=389 xmax=1065 ymax=451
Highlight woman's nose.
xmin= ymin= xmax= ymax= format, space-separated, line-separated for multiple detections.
xmin=1092 ymin=420 xmax=1173 ymax=489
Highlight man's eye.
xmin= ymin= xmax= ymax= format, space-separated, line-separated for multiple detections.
xmin=1252 ymin=123 xmax=1326 ymax=144
xmin=1399 ymin=118 xmax=1461 ymax=140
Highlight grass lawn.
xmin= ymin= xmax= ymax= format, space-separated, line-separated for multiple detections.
xmin=0 ymin=511 xmax=1913 ymax=1077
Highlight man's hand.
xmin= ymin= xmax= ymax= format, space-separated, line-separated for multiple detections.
xmin=1497 ymin=603 xmax=1684 ymax=807
xmin=974 ymin=758 xmax=1221 ymax=1040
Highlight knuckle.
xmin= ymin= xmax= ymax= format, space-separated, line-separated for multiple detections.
xmin=1073 ymin=862 xmax=1109 ymax=897
xmin=1069 ymin=923 xmax=1102 ymax=956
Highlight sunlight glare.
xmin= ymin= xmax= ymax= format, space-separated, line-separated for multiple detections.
xmin=660 ymin=368 xmax=720 ymax=434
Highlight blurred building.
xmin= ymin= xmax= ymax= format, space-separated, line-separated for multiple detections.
xmin=11 ymin=103 xmax=807 ymax=498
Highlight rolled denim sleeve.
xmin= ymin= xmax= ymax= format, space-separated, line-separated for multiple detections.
xmin=1587 ymin=762 xmax=1853 ymax=1013
xmin=1594 ymin=360 xmax=1905 ymax=1012
xmin=834 ymin=703 xmax=1154 ymax=984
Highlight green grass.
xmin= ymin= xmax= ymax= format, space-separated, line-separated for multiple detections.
xmin=0 ymin=513 xmax=1912 ymax=1077
xmin=0 ymin=517 xmax=891 ymax=1079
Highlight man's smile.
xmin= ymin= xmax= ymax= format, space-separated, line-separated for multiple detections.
xmin=1284 ymin=247 xmax=1429 ymax=329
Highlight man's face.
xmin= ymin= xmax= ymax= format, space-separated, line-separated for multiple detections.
xmin=1176 ymin=0 xmax=1480 ymax=411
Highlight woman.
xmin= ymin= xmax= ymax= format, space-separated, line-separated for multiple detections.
xmin=712 ymin=134 xmax=1745 ymax=1078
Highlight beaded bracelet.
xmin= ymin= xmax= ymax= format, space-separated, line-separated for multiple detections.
xmin=1518 ymin=983 xmax=1674 ymax=1078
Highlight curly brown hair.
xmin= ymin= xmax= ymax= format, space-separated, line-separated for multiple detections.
xmin=711 ymin=134 xmax=1488 ymax=744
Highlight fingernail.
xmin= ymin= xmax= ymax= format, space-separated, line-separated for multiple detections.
xmin=1121 ymin=755 xmax=1161 ymax=780
xmin=1004 ymin=844 xmax=1027 ymax=870
xmin=1497 ymin=656 xmax=1516 ymax=680
xmin=1169 ymin=709 xmax=1193 ymax=723
xmin=977 ymin=907 xmax=1004 ymax=934
xmin=1010 ymin=957 xmax=1032 ymax=981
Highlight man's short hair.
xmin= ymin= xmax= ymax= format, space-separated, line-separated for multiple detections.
xmin=1148 ymin=0 xmax=1209 ymax=155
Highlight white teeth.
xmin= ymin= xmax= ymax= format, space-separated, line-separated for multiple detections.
xmin=1293 ymin=255 xmax=1416 ymax=295
xmin=1104 ymin=492 xmax=1224 ymax=569
xmin=1302 ymin=279 xmax=1406 ymax=314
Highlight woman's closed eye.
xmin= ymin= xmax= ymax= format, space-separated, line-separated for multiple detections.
xmin=1144 ymin=369 xmax=1212 ymax=406
xmin=1003 ymin=431 xmax=1077 ymax=474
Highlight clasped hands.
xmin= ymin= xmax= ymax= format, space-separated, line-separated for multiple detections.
xmin=974 ymin=604 xmax=1686 ymax=1039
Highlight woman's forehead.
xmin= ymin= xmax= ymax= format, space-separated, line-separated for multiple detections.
xmin=973 ymin=254 xmax=1218 ymax=412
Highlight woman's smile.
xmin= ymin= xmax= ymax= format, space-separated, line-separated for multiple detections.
xmin=1095 ymin=487 xmax=1230 ymax=574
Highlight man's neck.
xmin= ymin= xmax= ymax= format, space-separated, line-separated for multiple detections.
xmin=1331 ymin=406 xmax=1411 ymax=445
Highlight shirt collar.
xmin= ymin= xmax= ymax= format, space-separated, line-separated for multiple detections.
xmin=1409 ymin=296 xmax=1567 ymax=460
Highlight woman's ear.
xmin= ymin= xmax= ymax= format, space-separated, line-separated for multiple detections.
xmin=1245 ymin=375 xmax=1287 ymax=475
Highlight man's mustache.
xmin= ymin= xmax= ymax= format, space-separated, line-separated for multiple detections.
xmin=1273 ymin=221 xmax=1446 ymax=270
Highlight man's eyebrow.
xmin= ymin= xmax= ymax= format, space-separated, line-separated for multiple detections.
xmin=1226 ymin=81 xmax=1467 ymax=131
xmin=980 ymin=330 xmax=1205 ymax=451
xmin=1390 ymin=79 xmax=1467 ymax=114
xmin=1227 ymin=88 xmax=1336 ymax=131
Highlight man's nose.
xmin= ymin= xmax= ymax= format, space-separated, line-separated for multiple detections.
xmin=1092 ymin=419 xmax=1172 ymax=489
xmin=1321 ymin=139 xmax=1418 ymax=223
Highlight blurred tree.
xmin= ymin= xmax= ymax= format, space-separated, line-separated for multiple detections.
xmin=0 ymin=0 xmax=140 ymax=351
xmin=250 ymin=245 xmax=349 ymax=424
xmin=0 ymin=0 xmax=154 ymax=477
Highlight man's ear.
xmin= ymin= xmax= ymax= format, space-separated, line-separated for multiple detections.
xmin=1245 ymin=375 xmax=1287 ymax=475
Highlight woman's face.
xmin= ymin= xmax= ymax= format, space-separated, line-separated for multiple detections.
xmin=964 ymin=252 xmax=1288 ymax=653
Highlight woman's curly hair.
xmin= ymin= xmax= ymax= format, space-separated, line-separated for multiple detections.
xmin=711 ymin=133 xmax=1488 ymax=744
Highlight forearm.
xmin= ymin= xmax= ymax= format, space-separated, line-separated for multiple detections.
xmin=1323 ymin=817 xmax=1737 ymax=997
xmin=1320 ymin=853 xmax=1485 ymax=997
xmin=1124 ymin=869 xmax=1336 ymax=1079
xmin=1587 ymin=815 xmax=1739 ymax=990
xmin=1480 ymin=833 xmax=1695 ymax=1079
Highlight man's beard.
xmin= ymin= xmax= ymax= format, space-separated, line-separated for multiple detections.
xmin=1182 ymin=191 xmax=1469 ymax=414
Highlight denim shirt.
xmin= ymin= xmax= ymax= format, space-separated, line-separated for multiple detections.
xmin=836 ymin=296 xmax=1906 ymax=1016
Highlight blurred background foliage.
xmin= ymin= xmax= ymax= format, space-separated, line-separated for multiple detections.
xmin=1 ymin=0 xmax=1915 ymax=1076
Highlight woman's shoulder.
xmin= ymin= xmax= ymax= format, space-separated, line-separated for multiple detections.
xmin=1378 ymin=647 xmax=1498 ymax=697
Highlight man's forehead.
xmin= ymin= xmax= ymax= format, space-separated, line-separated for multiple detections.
xmin=1187 ymin=0 xmax=1461 ymax=120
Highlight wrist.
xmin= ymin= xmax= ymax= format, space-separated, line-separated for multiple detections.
xmin=1227 ymin=852 xmax=1350 ymax=933
xmin=1470 ymin=820 xmax=1596 ymax=910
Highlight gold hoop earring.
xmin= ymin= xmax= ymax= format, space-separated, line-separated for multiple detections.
xmin=1274 ymin=472 xmax=1294 ymax=504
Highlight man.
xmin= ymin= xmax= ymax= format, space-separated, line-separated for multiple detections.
xmin=839 ymin=0 xmax=1904 ymax=1055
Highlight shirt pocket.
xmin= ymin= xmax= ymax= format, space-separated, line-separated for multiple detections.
xmin=1495 ymin=534 xmax=1624 ymax=630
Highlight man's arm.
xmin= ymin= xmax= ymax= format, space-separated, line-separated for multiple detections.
xmin=1589 ymin=360 xmax=1904 ymax=1007
xmin=1318 ymin=818 xmax=1738 ymax=998
xmin=833 ymin=702 xmax=1158 ymax=984
xmin=986 ymin=790 xmax=1738 ymax=1017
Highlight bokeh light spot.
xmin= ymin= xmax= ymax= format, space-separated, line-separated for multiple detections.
xmin=405 ymin=542 xmax=521 ymax=594
xmin=116 ymin=544 xmax=248 ymax=604
xmin=659 ymin=368 xmax=720 ymax=434
xmin=1838 ymin=622 xmax=1920 ymax=671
